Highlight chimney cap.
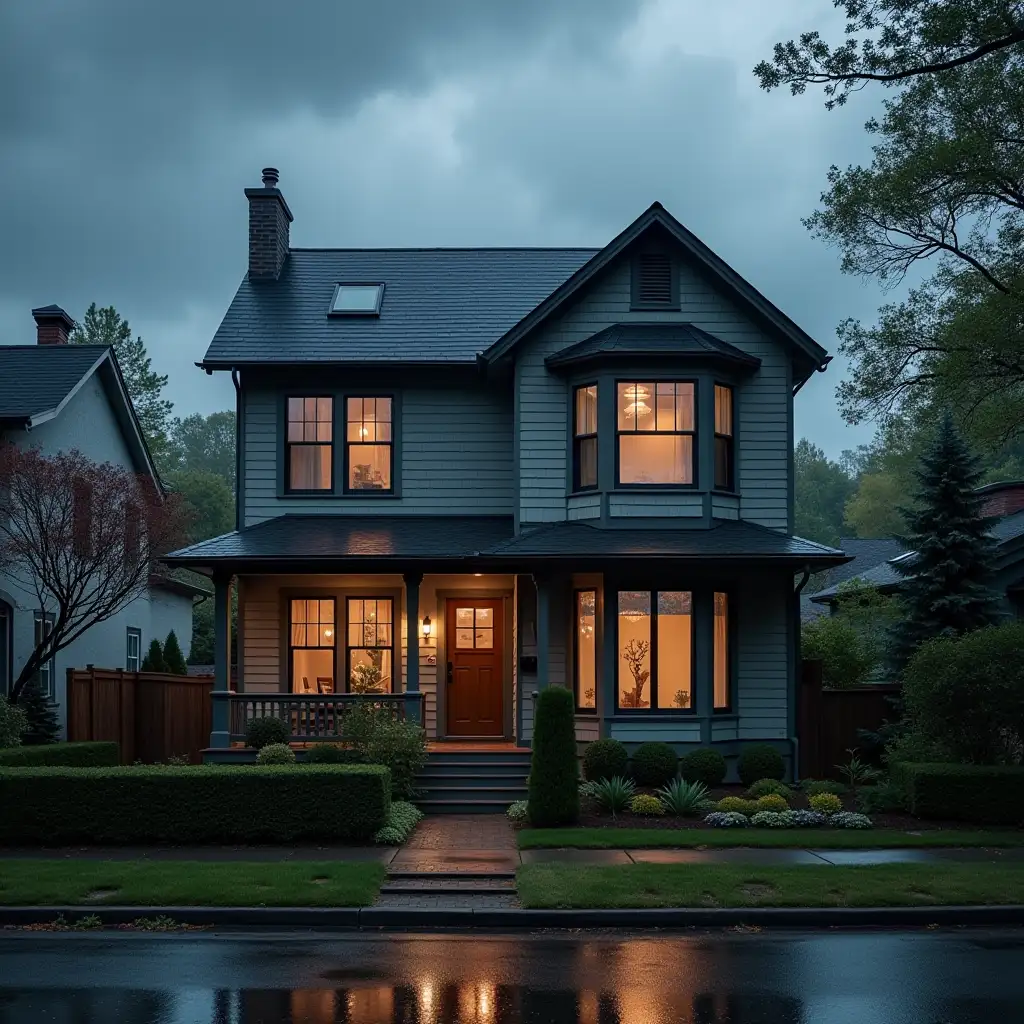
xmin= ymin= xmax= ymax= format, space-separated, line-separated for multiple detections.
xmin=261 ymin=167 xmax=280 ymax=188
xmin=31 ymin=305 xmax=75 ymax=331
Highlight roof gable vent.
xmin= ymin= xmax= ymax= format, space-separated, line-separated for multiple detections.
xmin=632 ymin=252 xmax=677 ymax=309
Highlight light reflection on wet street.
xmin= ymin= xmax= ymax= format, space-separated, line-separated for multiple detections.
xmin=1 ymin=929 xmax=1023 ymax=1023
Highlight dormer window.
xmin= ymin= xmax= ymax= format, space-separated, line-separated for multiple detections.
xmin=631 ymin=252 xmax=678 ymax=310
xmin=330 ymin=283 xmax=384 ymax=316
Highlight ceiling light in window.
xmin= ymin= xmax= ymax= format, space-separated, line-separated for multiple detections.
xmin=330 ymin=283 xmax=384 ymax=316
xmin=623 ymin=384 xmax=652 ymax=420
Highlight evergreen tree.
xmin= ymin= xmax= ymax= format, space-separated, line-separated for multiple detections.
xmin=71 ymin=303 xmax=174 ymax=465
xmin=163 ymin=631 xmax=188 ymax=675
xmin=19 ymin=677 xmax=60 ymax=745
xmin=141 ymin=638 xmax=167 ymax=673
xmin=890 ymin=412 xmax=1001 ymax=672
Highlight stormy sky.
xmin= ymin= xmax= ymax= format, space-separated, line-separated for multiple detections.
xmin=0 ymin=0 xmax=890 ymax=458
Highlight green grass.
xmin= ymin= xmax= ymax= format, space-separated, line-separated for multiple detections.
xmin=517 ymin=862 xmax=1024 ymax=909
xmin=517 ymin=827 xmax=1024 ymax=849
xmin=0 ymin=860 xmax=386 ymax=907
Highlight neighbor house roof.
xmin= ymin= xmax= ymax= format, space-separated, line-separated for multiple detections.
xmin=200 ymin=248 xmax=598 ymax=367
xmin=164 ymin=515 xmax=847 ymax=570
xmin=0 ymin=345 xmax=109 ymax=423
xmin=544 ymin=322 xmax=762 ymax=372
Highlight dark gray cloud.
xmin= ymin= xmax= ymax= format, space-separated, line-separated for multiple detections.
xmin=0 ymin=0 xmax=888 ymax=456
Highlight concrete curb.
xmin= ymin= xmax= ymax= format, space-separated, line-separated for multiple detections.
xmin=3 ymin=904 xmax=1024 ymax=930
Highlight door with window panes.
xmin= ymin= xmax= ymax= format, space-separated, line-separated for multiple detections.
xmin=445 ymin=599 xmax=503 ymax=736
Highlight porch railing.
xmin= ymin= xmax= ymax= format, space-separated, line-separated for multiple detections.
xmin=216 ymin=692 xmax=424 ymax=746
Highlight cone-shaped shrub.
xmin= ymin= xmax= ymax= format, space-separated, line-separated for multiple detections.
xmin=163 ymin=631 xmax=188 ymax=675
xmin=527 ymin=686 xmax=579 ymax=827
xmin=141 ymin=639 xmax=166 ymax=673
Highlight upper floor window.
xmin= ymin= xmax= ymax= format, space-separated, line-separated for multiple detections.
xmin=616 ymin=382 xmax=695 ymax=486
xmin=346 ymin=397 xmax=393 ymax=492
xmin=573 ymin=385 xmax=598 ymax=491
xmin=617 ymin=590 xmax=693 ymax=710
xmin=714 ymin=384 xmax=734 ymax=491
xmin=287 ymin=397 xmax=333 ymax=492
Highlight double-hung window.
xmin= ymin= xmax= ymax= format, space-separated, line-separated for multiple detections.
xmin=616 ymin=591 xmax=693 ymax=710
xmin=345 ymin=398 xmax=393 ymax=492
xmin=714 ymin=384 xmax=735 ymax=491
xmin=574 ymin=590 xmax=597 ymax=710
xmin=616 ymin=382 xmax=695 ymax=485
xmin=346 ymin=598 xmax=393 ymax=693
xmin=290 ymin=599 xmax=336 ymax=694
xmin=34 ymin=612 xmax=55 ymax=698
xmin=286 ymin=397 xmax=333 ymax=492
xmin=573 ymin=385 xmax=598 ymax=490
xmin=126 ymin=627 xmax=142 ymax=672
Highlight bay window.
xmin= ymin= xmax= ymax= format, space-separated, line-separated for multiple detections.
xmin=286 ymin=397 xmax=333 ymax=492
xmin=616 ymin=382 xmax=695 ymax=485
xmin=714 ymin=591 xmax=731 ymax=710
xmin=617 ymin=590 xmax=693 ymax=710
xmin=714 ymin=384 xmax=734 ymax=490
xmin=346 ymin=397 xmax=393 ymax=492
xmin=574 ymin=589 xmax=597 ymax=710
xmin=573 ymin=385 xmax=598 ymax=491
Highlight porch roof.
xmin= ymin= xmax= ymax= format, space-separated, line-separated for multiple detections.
xmin=164 ymin=513 xmax=848 ymax=572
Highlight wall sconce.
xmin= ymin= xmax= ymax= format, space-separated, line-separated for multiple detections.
xmin=421 ymin=615 xmax=431 ymax=639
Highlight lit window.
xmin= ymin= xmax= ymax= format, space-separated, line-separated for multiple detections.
xmin=290 ymin=598 xmax=336 ymax=694
xmin=286 ymin=397 xmax=333 ymax=492
xmin=575 ymin=590 xmax=597 ymax=710
xmin=573 ymin=385 xmax=598 ymax=491
xmin=347 ymin=598 xmax=393 ymax=693
xmin=346 ymin=397 xmax=393 ymax=492
xmin=714 ymin=592 xmax=730 ymax=709
xmin=454 ymin=606 xmax=494 ymax=649
xmin=126 ymin=627 xmax=141 ymax=672
xmin=616 ymin=382 xmax=695 ymax=485
xmin=714 ymin=385 xmax=734 ymax=490
xmin=617 ymin=590 xmax=692 ymax=710
xmin=330 ymin=283 xmax=384 ymax=315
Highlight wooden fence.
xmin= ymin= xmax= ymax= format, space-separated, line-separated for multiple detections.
xmin=66 ymin=667 xmax=213 ymax=764
xmin=797 ymin=659 xmax=899 ymax=779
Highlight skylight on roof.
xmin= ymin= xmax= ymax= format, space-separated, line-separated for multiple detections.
xmin=330 ymin=283 xmax=384 ymax=316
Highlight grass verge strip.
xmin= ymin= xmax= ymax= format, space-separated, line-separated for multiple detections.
xmin=517 ymin=862 xmax=1024 ymax=909
xmin=517 ymin=828 xmax=1024 ymax=850
xmin=0 ymin=860 xmax=386 ymax=908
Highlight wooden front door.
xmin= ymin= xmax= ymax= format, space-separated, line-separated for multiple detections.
xmin=445 ymin=598 xmax=504 ymax=737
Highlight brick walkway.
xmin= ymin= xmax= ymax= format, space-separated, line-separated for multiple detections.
xmin=376 ymin=815 xmax=520 ymax=909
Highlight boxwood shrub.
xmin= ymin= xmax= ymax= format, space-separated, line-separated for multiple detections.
xmin=0 ymin=764 xmax=390 ymax=844
xmin=737 ymin=744 xmax=785 ymax=786
xmin=0 ymin=742 xmax=119 ymax=767
xmin=630 ymin=742 xmax=678 ymax=787
xmin=680 ymin=747 xmax=727 ymax=787
xmin=582 ymin=738 xmax=628 ymax=781
xmin=891 ymin=762 xmax=1024 ymax=826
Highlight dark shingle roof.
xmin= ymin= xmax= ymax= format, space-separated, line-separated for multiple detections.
xmin=201 ymin=249 xmax=598 ymax=367
xmin=0 ymin=345 xmax=109 ymax=421
xmin=545 ymin=323 xmax=762 ymax=371
xmin=165 ymin=515 xmax=846 ymax=568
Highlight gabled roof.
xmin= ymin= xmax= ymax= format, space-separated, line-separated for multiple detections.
xmin=200 ymin=248 xmax=598 ymax=368
xmin=0 ymin=345 xmax=109 ymax=422
xmin=545 ymin=322 xmax=762 ymax=372
xmin=481 ymin=203 xmax=829 ymax=380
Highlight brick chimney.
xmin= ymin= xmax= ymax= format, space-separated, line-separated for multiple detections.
xmin=244 ymin=167 xmax=293 ymax=281
xmin=31 ymin=304 xmax=74 ymax=345
xmin=977 ymin=481 xmax=1024 ymax=518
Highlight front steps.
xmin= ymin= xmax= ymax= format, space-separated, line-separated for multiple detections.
xmin=414 ymin=748 xmax=530 ymax=814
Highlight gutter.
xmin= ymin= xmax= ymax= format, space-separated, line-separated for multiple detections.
xmin=792 ymin=356 xmax=832 ymax=396
xmin=232 ymin=369 xmax=242 ymax=532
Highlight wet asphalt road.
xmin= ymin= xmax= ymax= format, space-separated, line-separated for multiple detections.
xmin=1 ymin=929 xmax=1023 ymax=1023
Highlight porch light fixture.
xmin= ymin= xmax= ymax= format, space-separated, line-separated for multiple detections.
xmin=422 ymin=615 xmax=431 ymax=638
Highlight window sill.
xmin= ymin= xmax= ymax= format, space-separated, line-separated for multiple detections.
xmin=567 ymin=489 xmax=601 ymax=499
xmin=611 ymin=485 xmax=701 ymax=494
xmin=278 ymin=492 xmax=402 ymax=500
xmin=607 ymin=711 xmax=698 ymax=720
xmin=711 ymin=489 xmax=739 ymax=499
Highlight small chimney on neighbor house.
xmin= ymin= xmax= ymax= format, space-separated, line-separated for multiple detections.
xmin=244 ymin=166 xmax=293 ymax=281
xmin=977 ymin=481 xmax=1024 ymax=519
xmin=32 ymin=304 xmax=74 ymax=345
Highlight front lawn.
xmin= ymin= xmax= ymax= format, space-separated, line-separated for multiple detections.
xmin=517 ymin=862 xmax=1024 ymax=909
xmin=517 ymin=827 xmax=1024 ymax=849
xmin=0 ymin=860 xmax=385 ymax=907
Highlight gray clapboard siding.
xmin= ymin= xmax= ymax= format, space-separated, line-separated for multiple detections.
xmin=608 ymin=493 xmax=703 ymax=518
xmin=711 ymin=494 xmax=740 ymax=521
xmin=515 ymin=254 xmax=792 ymax=529
xmin=567 ymin=494 xmax=601 ymax=520
xmin=243 ymin=386 xmax=514 ymax=526
xmin=610 ymin=721 xmax=702 ymax=744
xmin=575 ymin=716 xmax=600 ymax=743
xmin=736 ymin=577 xmax=789 ymax=739
xmin=711 ymin=718 xmax=739 ymax=741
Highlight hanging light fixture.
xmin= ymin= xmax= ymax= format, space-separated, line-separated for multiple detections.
xmin=623 ymin=384 xmax=652 ymax=420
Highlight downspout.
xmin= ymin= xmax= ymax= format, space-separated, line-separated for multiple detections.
xmin=790 ymin=567 xmax=811 ymax=780
xmin=232 ymin=369 xmax=242 ymax=532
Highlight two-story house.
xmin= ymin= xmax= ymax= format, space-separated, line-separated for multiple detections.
xmin=166 ymin=168 xmax=846 ymax=787
xmin=0 ymin=307 xmax=204 ymax=731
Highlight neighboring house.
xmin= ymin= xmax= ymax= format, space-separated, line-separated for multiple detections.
xmin=165 ymin=168 xmax=847 ymax=778
xmin=807 ymin=481 xmax=1024 ymax=619
xmin=800 ymin=538 xmax=906 ymax=623
xmin=0 ymin=306 xmax=207 ymax=732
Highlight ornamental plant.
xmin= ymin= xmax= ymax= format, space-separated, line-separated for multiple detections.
xmin=716 ymin=796 xmax=758 ymax=815
xmin=785 ymin=810 xmax=826 ymax=828
xmin=755 ymin=794 xmax=789 ymax=812
xmin=629 ymin=794 xmax=666 ymax=816
xmin=656 ymin=778 xmax=710 ymax=816
xmin=737 ymin=744 xmax=785 ymax=785
xmin=750 ymin=811 xmax=791 ymax=828
xmin=630 ymin=742 xmax=677 ymax=787
xmin=704 ymin=811 xmax=749 ymax=828
xmin=0 ymin=697 xmax=27 ymax=749
xmin=506 ymin=800 xmax=529 ymax=823
xmin=593 ymin=776 xmax=636 ymax=814
xmin=245 ymin=716 xmax=290 ymax=750
xmin=680 ymin=747 xmax=727 ymax=786
xmin=803 ymin=779 xmax=847 ymax=797
xmin=746 ymin=778 xmax=793 ymax=800
xmin=809 ymin=792 xmax=843 ymax=815
xmin=527 ymin=687 xmax=579 ymax=827
xmin=256 ymin=743 xmax=296 ymax=765
xmin=582 ymin=738 xmax=629 ymax=781
xmin=827 ymin=812 xmax=873 ymax=829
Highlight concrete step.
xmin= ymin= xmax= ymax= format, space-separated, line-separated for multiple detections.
xmin=415 ymin=774 xmax=528 ymax=790
xmin=417 ymin=761 xmax=531 ymax=776
xmin=415 ymin=798 xmax=520 ymax=814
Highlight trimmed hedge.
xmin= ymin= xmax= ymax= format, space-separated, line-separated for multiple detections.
xmin=528 ymin=687 xmax=579 ymax=827
xmin=737 ymin=744 xmax=785 ymax=786
xmin=0 ymin=764 xmax=390 ymax=844
xmin=680 ymin=747 xmax=727 ymax=787
xmin=0 ymin=742 xmax=119 ymax=768
xmin=582 ymin=738 xmax=628 ymax=782
xmin=892 ymin=762 xmax=1024 ymax=826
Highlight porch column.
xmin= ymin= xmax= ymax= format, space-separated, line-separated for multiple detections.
xmin=533 ymin=573 xmax=551 ymax=689
xmin=210 ymin=571 xmax=233 ymax=748
xmin=403 ymin=571 xmax=423 ymax=726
